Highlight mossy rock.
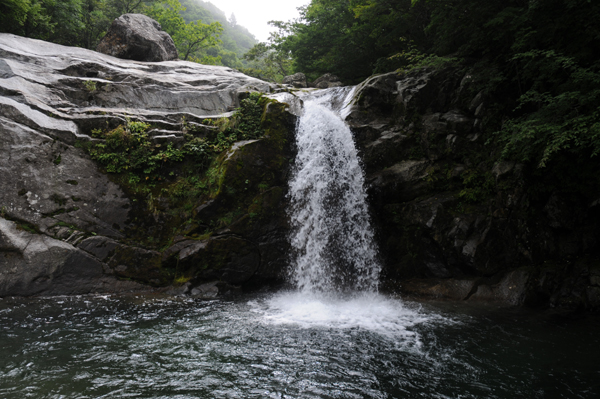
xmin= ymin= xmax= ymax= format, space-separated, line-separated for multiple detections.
xmin=163 ymin=235 xmax=260 ymax=285
xmin=107 ymin=245 xmax=163 ymax=285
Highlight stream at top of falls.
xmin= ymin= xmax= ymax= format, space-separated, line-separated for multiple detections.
xmin=1 ymin=88 xmax=600 ymax=398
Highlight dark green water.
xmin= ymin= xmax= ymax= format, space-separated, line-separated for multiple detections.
xmin=1 ymin=292 xmax=598 ymax=398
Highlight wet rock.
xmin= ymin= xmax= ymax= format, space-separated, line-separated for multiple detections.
xmin=398 ymin=269 xmax=530 ymax=306
xmin=0 ymin=115 xmax=130 ymax=237
xmin=0 ymin=34 xmax=294 ymax=296
xmin=106 ymin=245 xmax=163 ymax=285
xmin=283 ymin=72 xmax=307 ymax=88
xmin=311 ymin=73 xmax=343 ymax=89
xmin=164 ymin=236 xmax=260 ymax=285
xmin=97 ymin=14 xmax=178 ymax=62
xmin=369 ymin=160 xmax=430 ymax=203
xmin=165 ymin=282 xmax=191 ymax=296
xmin=398 ymin=278 xmax=477 ymax=301
xmin=0 ymin=218 xmax=145 ymax=296
xmin=190 ymin=281 xmax=219 ymax=298
xmin=0 ymin=33 xmax=274 ymax=135
xmin=469 ymin=269 xmax=530 ymax=305
xmin=78 ymin=236 xmax=120 ymax=261
xmin=348 ymin=65 xmax=600 ymax=308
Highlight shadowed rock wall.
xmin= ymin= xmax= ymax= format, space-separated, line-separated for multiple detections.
xmin=345 ymin=68 xmax=600 ymax=310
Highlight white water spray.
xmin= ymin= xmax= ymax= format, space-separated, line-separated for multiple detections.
xmin=256 ymin=88 xmax=438 ymax=340
xmin=287 ymin=87 xmax=381 ymax=293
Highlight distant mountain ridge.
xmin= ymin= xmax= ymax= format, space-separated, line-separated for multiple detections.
xmin=180 ymin=0 xmax=257 ymax=58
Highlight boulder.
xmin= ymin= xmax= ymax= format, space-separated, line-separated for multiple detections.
xmin=283 ymin=72 xmax=307 ymax=88
xmin=96 ymin=14 xmax=178 ymax=62
xmin=312 ymin=73 xmax=343 ymax=88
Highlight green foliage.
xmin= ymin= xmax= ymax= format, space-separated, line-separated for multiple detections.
xmin=175 ymin=19 xmax=222 ymax=61
xmin=458 ymin=170 xmax=495 ymax=203
xmin=146 ymin=0 xmax=223 ymax=62
xmin=179 ymin=0 xmax=257 ymax=68
xmin=83 ymin=80 xmax=97 ymax=92
xmin=88 ymin=118 xmax=202 ymax=179
xmin=236 ymin=93 xmax=265 ymax=139
xmin=373 ymin=44 xmax=459 ymax=75
xmin=0 ymin=0 xmax=53 ymax=40
xmin=203 ymin=92 xmax=266 ymax=143
xmin=242 ymin=23 xmax=294 ymax=82
xmin=0 ymin=0 xmax=255 ymax=68
xmin=494 ymin=50 xmax=600 ymax=167
xmin=256 ymin=0 xmax=600 ymax=170
xmin=86 ymin=93 xmax=265 ymax=194
xmin=253 ymin=0 xmax=430 ymax=83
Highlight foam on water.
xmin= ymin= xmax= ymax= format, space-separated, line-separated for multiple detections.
xmin=251 ymin=291 xmax=438 ymax=345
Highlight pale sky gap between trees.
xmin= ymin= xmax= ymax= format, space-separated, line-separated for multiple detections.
xmin=212 ymin=0 xmax=309 ymax=41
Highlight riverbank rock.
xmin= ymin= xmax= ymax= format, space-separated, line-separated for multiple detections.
xmin=0 ymin=219 xmax=146 ymax=296
xmin=283 ymin=72 xmax=307 ymax=88
xmin=311 ymin=73 xmax=343 ymax=88
xmin=345 ymin=67 xmax=600 ymax=310
xmin=0 ymin=33 xmax=295 ymax=297
xmin=96 ymin=14 xmax=178 ymax=62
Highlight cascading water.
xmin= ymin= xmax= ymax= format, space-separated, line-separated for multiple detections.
xmin=1 ymin=92 xmax=597 ymax=399
xmin=287 ymin=87 xmax=380 ymax=293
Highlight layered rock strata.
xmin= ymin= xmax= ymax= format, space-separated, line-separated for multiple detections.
xmin=0 ymin=33 xmax=294 ymax=297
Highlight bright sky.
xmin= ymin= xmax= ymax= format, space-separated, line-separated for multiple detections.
xmin=209 ymin=0 xmax=310 ymax=42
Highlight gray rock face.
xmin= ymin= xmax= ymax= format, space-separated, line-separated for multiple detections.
xmin=346 ymin=67 xmax=600 ymax=309
xmin=0 ymin=219 xmax=145 ymax=296
xmin=97 ymin=14 xmax=178 ymax=62
xmin=0 ymin=34 xmax=289 ymax=297
xmin=283 ymin=72 xmax=307 ymax=88
xmin=0 ymin=32 xmax=271 ymax=244
xmin=311 ymin=73 xmax=343 ymax=89
xmin=0 ymin=116 xmax=129 ymax=238
xmin=0 ymin=33 xmax=274 ymax=132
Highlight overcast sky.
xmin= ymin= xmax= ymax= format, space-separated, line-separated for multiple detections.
xmin=209 ymin=0 xmax=310 ymax=42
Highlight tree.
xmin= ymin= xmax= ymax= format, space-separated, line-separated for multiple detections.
xmin=0 ymin=0 xmax=53 ymax=39
xmin=175 ymin=20 xmax=222 ymax=61
xmin=258 ymin=0 xmax=428 ymax=83
xmin=108 ymin=0 xmax=145 ymax=14
xmin=145 ymin=0 xmax=224 ymax=62
xmin=243 ymin=21 xmax=294 ymax=82
xmin=79 ymin=0 xmax=111 ymax=49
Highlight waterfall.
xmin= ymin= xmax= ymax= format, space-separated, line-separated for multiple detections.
xmin=287 ymin=87 xmax=381 ymax=293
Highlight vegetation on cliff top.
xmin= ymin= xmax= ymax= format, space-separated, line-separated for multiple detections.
xmin=0 ymin=0 xmax=256 ymax=68
xmin=248 ymin=0 xmax=600 ymax=170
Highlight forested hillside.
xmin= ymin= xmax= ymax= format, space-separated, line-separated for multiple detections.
xmin=251 ymin=0 xmax=600 ymax=171
xmin=0 ymin=0 xmax=257 ymax=68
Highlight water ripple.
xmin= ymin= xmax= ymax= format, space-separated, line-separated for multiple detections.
xmin=1 ymin=294 xmax=599 ymax=398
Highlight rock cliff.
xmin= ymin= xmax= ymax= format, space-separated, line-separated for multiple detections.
xmin=3 ymin=33 xmax=599 ymax=309
xmin=345 ymin=68 xmax=600 ymax=310
xmin=0 ymin=33 xmax=295 ymax=297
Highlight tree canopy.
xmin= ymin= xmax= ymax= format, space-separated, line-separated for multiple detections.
xmin=0 ymin=0 xmax=257 ymax=68
xmin=243 ymin=0 xmax=600 ymax=169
